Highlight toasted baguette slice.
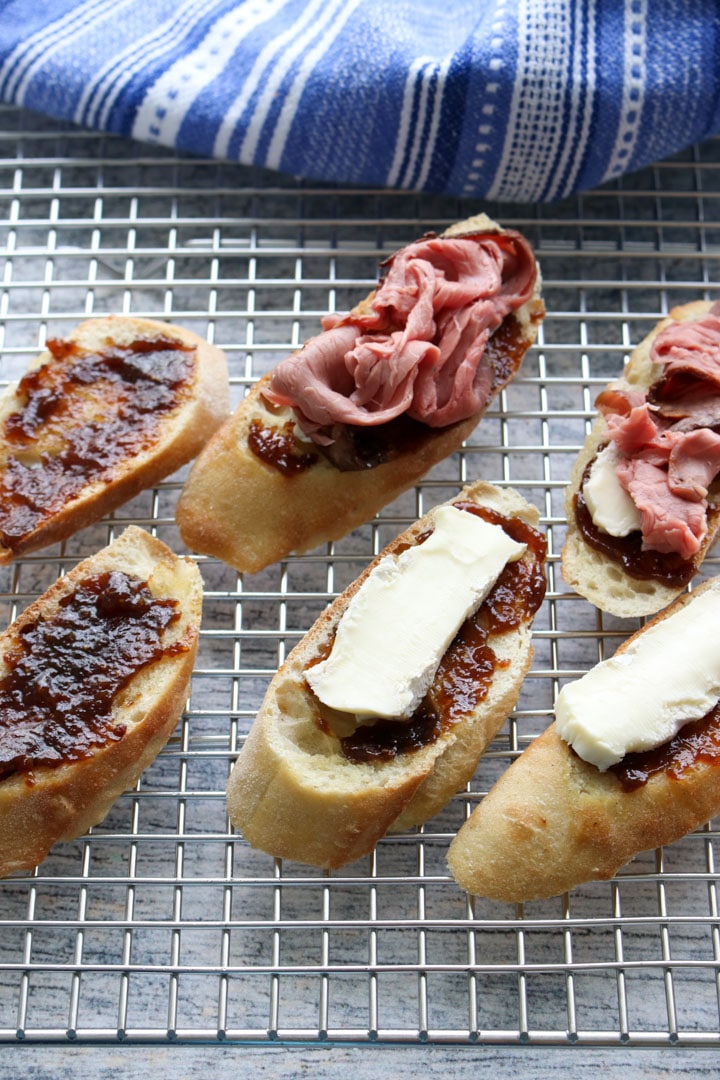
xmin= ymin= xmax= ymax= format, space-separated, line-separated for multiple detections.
xmin=0 ymin=525 xmax=202 ymax=876
xmin=562 ymin=301 xmax=720 ymax=617
xmin=176 ymin=214 xmax=544 ymax=574
xmin=0 ymin=316 xmax=229 ymax=563
xmin=448 ymin=579 xmax=720 ymax=902
xmin=226 ymin=481 xmax=546 ymax=869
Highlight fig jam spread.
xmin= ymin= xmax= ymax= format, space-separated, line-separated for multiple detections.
xmin=314 ymin=413 xmax=435 ymax=472
xmin=248 ymin=419 xmax=318 ymax=475
xmin=0 ymin=335 xmax=195 ymax=553
xmin=485 ymin=313 xmax=538 ymax=392
xmin=610 ymin=700 xmax=720 ymax=792
xmin=337 ymin=504 xmax=546 ymax=763
xmin=574 ymin=457 xmax=695 ymax=588
xmin=0 ymin=570 xmax=184 ymax=781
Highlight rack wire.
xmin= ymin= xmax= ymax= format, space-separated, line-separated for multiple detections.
xmin=1 ymin=106 xmax=720 ymax=1048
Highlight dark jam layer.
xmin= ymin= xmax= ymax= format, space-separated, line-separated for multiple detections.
xmin=0 ymin=570 xmax=184 ymax=781
xmin=315 ymin=413 xmax=436 ymax=472
xmin=574 ymin=457 xmax=695 ymax=589
xmin=610 ymin=700 xmax=720 ymax=792
xmin=252 ymin=314 xmax=535 ymax=475
xmin=0 ymin=336 xmax=196 ymax=552
xmin=486 ymin=313 xmax=538 ymax=392
xmin=248 ymin=419 xmax=319 ymax=475
xmin=338 ymin=504 xmax=547 ymax=763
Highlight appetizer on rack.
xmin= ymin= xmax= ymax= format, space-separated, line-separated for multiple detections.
xmin=176 ymin=214 xmax=544 ymax=573
xmin=0 ymin=316 xmax=229 ymax=563
xmin=563 ymin=301 xmax=720 ymax=616
xmin=0 ymin=526 xmax=202 ymax=876
xmin=227 ymin=481 xmax=546 ymax=868
xmin=448 ymin=578 xmax=720 ymax=901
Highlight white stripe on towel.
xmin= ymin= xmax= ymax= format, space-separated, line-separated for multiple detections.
xmin=213 ymin=0 xmax=332 ymax=160
xmin=1 ymin=0 xmax=128 ymax=102
xmin=132 ymin=0 xmax=288 ymax=148
xmin=265 ymin=0 xmax=363 ymax=170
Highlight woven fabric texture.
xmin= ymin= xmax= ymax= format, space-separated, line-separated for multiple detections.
xmin=0 ymin=0 xmax=717 ymax=200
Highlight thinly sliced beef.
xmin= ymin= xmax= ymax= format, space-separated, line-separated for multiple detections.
xmin=649 ymin=313 xmax=720 ymax=401
xmin=606 ymin=404 xmax=666 ymax=459
xmin=615 ymin=458 xmax=708 ymax=558
xmin=652 ymin=394 xmax=720 ymax=428
xmin=263 ymin=230 xmax=536 ymax=443
xmin=667 ymin=427 xmax=720 ymax=501
xmin=594 ymin=387 xmax=646 ymax=417
xmin=590 ymin=310 xmax=720 ymax=558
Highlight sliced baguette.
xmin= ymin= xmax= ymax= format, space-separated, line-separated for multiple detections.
xmin=447 ymin=578 xmax=720 ymax=902
xmin=0 ymin=525 xmax=202 ymax=876
xmin=226 ymin=481 xmax=546 ymax=869
xmin=176 ymin=214 xmax=544 ymax=574
xmin=0 ymin=316 xmax=229 ymax=563
xmin=562 ymin=301 xmax=720 ymax=617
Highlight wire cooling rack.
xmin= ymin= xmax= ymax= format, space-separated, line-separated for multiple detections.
xmin=1 ymin=106 xmax=720 ymax=1049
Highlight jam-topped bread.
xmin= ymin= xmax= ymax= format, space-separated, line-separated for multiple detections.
xmin=562 ymin=301 xmax=720 ymax=617
xmin=0 ymin=315 xmax=229 ymax=563
xmin=448 ymin=578 xmax=720 ymax=901
xmin=176 ymin=214 xmax=544 ymax=575
xmin=0 ymin=525 xmax=202 ymax=876
xmin=226 ymin=481 xmax=546 ymax=869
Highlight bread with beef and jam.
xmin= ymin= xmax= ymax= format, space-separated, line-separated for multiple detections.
xmin=176 ymin=214 xmax=544 ymax=574
xmin=562 ymin=301 xmax=720 ymax=617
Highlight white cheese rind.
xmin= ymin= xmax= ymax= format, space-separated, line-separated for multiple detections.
xmin=583 ymin=443 xmax=642 ymax=537
xmin=555 ymin=584 xmax=720 ymax=770
xmin=305 ymin=506 xmax=526 ymax=721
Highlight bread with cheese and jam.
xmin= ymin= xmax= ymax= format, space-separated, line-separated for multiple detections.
xmin=226 ymin=481 xmax=546 ymax=868
xmin=448 ymin=577 xmax=720 ymax=901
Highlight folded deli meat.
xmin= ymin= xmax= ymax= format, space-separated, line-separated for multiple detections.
xmin=175 ymin=214 xmax=544 ymax=574
xmin=595 ymin=304 xmax=720 ymax=559
xmin=263 ymin=230 xmax=537 ymax=441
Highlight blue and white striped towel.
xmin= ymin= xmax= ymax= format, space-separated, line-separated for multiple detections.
xmin=0 ymin=0 xmax=717 ymax=201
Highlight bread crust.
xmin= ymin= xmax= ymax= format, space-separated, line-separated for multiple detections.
xmin=0 ymin=525 xmax=202 ymax=876
xmin=562 ymin=301 xmax=720 ymax=617
xmin=0 ymin=316 xmax=229 ymax=563
xmin=176 ymin=214 xmax=544 ymax=574
xmin=447 ymin=578 xmax=720 ymax=902
xmin=226 ymin=481 xmax=545 ymax=868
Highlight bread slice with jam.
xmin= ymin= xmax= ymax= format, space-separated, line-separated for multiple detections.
xmin=0 ymin=316 xmax=229 ymax=563
xmin=562 ymin=301 xmax=720 ymax=617
xmin=0 ymin=526 xmax=202 ymax=876
xmin=226 ymin=481 xmax=546 ymax=869
xmin=176 ymin=214 xmax=544 ymax=575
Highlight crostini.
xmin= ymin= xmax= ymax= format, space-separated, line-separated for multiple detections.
xmin=563 ymin=301 xmax=720 ymax=617
xmin=0 ymin=316 xmax=229 ymax=563
xmin=448 ymin=578 xmax=720 ymax=901
xmin=176 ymin=214 xmax=544 ymax=574
xmin=226 ymin=481 xmax=546 ymax=868
xmin=0 ymin=526 xmax=202 ymax=876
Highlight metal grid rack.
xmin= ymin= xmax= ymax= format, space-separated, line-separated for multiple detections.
xmin=1 ymin=105 xmax=720 ymax=1049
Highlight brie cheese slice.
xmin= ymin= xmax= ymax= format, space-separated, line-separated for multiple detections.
xmin=556 ymin=584 xmax=720 ymax=770
xmin=306 ymin=505 xmax=526 ymax=721
xmin=583 ymin=443 xmax=642 ymax=537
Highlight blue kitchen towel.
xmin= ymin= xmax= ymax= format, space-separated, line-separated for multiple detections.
xmin=0 ymin=0 xmax=718 ymax=202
